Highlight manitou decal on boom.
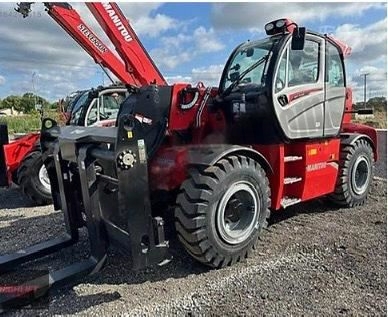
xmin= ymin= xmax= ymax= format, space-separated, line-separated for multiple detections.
xmin=102 ymin=2 xmax=133 ymax=42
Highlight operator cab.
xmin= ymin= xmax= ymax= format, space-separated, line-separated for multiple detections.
xmin=218 ymin=18 xmax=347 ymax=144
xmin=69 ymin=86 xmax=129 ymax=127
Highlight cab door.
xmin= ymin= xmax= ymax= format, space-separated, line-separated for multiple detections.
xmin=324 ymin=41 xmax=346 ymax=136
xmin=272 ymin=35 xmax=325 ymax=139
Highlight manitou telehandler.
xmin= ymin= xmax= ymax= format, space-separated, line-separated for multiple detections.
xmin=0 ymin=10 xmax=378 ymax=309
xmin=0 ymin=85 xmax=129 ymax=204
xmin=0 ymin=2 xmax=165 ymax=205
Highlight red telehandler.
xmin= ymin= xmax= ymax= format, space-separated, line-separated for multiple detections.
xmin=0 ymin=2 xmax=165 ymax=205
xmin=0 ymin=9 xmax=378 ymax=309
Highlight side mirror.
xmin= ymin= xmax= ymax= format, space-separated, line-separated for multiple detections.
xmin=291 ymin=27 xmax=306 ymax=50
xmin=357 ymin=108 xmax=374 ymax=115
xmin=88 ymin=90 xmax=98 ymax=98
xmin=246 ymin=48 xmax=254 ymax=57
xmin=230 ymin=72 xmax=240 ymax=82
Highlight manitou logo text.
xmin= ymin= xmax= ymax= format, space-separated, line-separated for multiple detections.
xmin=306 ymin=162 xmax=327 ymax=172
xmin=78 ymin=24 xmax=108 ymax=53
xmin=102 ymin=3 xmax=133 ymax=42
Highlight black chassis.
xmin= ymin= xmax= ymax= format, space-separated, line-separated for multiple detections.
xmin=0 ymin=114 xmax=170 ymax=309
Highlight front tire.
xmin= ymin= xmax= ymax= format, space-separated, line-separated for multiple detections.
xmin=175 ymin=155 xmax=271 ymax=268
xmin=17 ymin=151 xmax=52 ymax=205
xmin=329 ymin=139 xmax=374 ymax=207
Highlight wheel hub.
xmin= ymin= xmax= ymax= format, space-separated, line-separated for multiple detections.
xmin=351 ymin=155 xmax=370 ymax=195
xmin=38 ymin=165 xmax=51 ymax=193
xmin=216 ymin=181 xmax=259 ymax=245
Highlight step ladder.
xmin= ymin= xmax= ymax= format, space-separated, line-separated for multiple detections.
xmin=284 ymin=156 xmax=302 ymax=162
xmin=284 ymin=177 xmax=302 ymax=185
xmin=280 ymin=196 xmax=301 ymax=208
xmin=282 ymin=154 xmax=304 ymax=208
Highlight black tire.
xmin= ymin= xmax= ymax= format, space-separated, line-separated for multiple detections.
xmin=329 ymin=139 xmax=374 ymax=207
xmin=175 ymin=155 xmax=271 ymax=268
xmin=17 ymin=151 xmax=52 ymax=205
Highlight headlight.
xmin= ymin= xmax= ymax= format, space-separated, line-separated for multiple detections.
xmin=275 ymin=20 xmax=286 ymax=28
xmin=265 ymin=23 xmax=274 ymax=32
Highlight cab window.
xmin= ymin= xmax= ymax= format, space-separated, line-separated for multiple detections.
xmin=69 ymin=92 xmax=89 ymax=125
xmin=288 ymin=40 xmax=319 ymax=87
xmin=86 ymin=100 xmax=98 ymax=126
xmin=275 ymin=48 xmax=287 ymax=92
xmin=99 ymin=92 xmax=126 ymax=121
xmin=326 ymin=42 xmax=345 ymax=87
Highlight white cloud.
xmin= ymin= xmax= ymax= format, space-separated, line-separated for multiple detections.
xmin=211 ymin=3 xmax=386 ymax=30
xmin=150 ymin=27 xmax=224 ymax=70
xmin=193 ymin=27 xmax=225 ymax=53
xmin=0 ymin=75 xmax=5 ymax=86
xmin=165 ymin=64 xmax=224 ymax=87
xmin=133 ymin=14 xmax=179 ymax=37
xmin=334 ymin=18 xmax=387 ymax=63
xmin=191 ymin=65 xmax=224 ymax=86
xmin=150 ymin=48 xmax=192 ymax=70
xmin=349 ymin=66 xmax=387 ymax=101
xmin=165 ymin=75 xmax=193 ymax=85
xmin=330 ymin=18 xmax=387 ymax=101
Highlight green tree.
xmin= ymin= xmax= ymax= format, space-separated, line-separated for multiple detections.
xmin=2 ymin=95 xmax=22 ymax=112
xmin=16 ymin=93 xmax=51 ymax=113
xmin=367 ymin=97 xmax=387 ymax=112
xmin=20 ymin=92 xmax=36 ymax=113
xmin=50 ymin=101 xmax=58 ymax=110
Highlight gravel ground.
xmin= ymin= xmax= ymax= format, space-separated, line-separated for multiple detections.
xmin=0 ymin=174 xmax=386 ymax=316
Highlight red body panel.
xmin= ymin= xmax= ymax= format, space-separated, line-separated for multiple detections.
xmin=3 ymin=133 xmax=40 ymax=184
xmin=149 ymin=147 xmax=188 ymax=192
xmin=255 ymin=139 xmax=340 ymax=209
xmin=252 ymin=144 xmax=285 ymax=210
xmin=168 ymin=84 xmax=219 ymax=132
xmin=327 ymin=35 xmax=352 ymax=57
xmin=341 ymin=122 xmax=378 ymax=161
xmin=342 ymin=88 xmax=353 ymax=124
xmin=149 ymin=138 xmax=341 ymax=211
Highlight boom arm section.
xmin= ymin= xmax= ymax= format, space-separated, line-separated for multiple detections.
xmin=16 ymin=2 xmax=140 ymax=86
xmin=86 ymin=2 xmax=166 ymax=86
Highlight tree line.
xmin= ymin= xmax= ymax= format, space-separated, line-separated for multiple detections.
xmin=0 ymin=93 xmax=386 ymax=115
xmin=0 ymin=93 xmax=57 ymax=114
xmin=354 ymin=97 xmax=387 ymax=112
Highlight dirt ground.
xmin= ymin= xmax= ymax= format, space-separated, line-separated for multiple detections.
xmin=0 ymin=175 xmax=386 ymax=316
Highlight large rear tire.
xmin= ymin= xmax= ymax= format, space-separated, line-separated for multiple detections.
xmin=175 ymin=155 xmax=271 ymax=268
xmin=17 ymin=151 xmax=52 ymax=205
xmin=329 ymin=139 xmax=374 ymax=207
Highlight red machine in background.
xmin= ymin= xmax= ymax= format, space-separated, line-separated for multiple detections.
xmin=0 ymin=2 xmax=167 ymax=204
xmin=0 ymin=5 xmax=378 ymax=308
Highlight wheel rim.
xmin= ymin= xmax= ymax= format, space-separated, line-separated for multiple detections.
xmin=351 ymin=155 xmax=370 ymax=195
xmin=216 ymin=181 xmax=259 ymax=245
xmin=38 ymin=165 xmax=51 ymax=193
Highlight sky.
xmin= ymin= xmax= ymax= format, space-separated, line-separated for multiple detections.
xmin=0 ymin=2 xmax=386 ymax=102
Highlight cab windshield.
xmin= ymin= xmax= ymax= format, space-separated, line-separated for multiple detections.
xmin=220 ymin=36 xmax=282 ymax=93
xmin=69 ymin=91 xmax=90 ymax=125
